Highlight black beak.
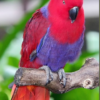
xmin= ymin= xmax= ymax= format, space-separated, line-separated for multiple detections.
xmin=69 ymin=7 xmax=79 ymax=23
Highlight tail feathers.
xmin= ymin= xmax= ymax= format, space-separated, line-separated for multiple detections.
xmin=11 ymin=84 xmax=50 ymax=100
xmin=35 ymin=86 xmax=50 ymax=100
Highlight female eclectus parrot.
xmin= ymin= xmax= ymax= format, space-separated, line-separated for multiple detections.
xmin=11 ymin=0 xmax=85 ymax=100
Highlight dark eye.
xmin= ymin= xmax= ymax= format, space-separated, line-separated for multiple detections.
xmin=63 ymin=0 xmax=65 ymax=4
xmin=69 ymin=7 xmax=79 ymax=23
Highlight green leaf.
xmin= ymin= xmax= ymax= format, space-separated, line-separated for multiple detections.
xmin=51 ymin=88 xmax=99 ymax=100
xmin=0 ymin=92 xmax=9 ymax=100
xmin=0 ymin=77 xmax=13 ymax=91
xmin=64 ymin=51 xmax=99 ymax=72
xmin=80 ymin=51 xmax=99 ymax=58
xmin=7 ymin=56 xmax=19 ymax=68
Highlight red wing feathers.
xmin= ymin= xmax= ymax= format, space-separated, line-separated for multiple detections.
xmin=20 ymin=10 xmax=50 ymax=68
xmin=11 ymin=10 xmax=50 ymax=100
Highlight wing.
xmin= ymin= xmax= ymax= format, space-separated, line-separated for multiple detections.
xmin=19 ymin=9 xmax=50 ymax=68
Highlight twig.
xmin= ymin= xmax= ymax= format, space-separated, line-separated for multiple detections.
xmin=14 ymin=58 xmax=99 ymax=94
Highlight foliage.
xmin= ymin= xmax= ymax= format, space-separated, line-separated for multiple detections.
xmin=0 ymin=0 xmax=99 ymax=100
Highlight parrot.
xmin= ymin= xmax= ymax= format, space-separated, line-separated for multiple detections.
xmin=11 ymin=0 xmax=85 ymax=100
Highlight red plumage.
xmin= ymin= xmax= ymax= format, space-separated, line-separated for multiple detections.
xmin=11 ymin=0 xmax=85 ymax=99
xmin=48 ymin=0 xmax=84 ymax=43
xmin=20 ymin=10 xmax=50 ymax=68
xmin=11 ymin=85 xmax=49 ymax=100
xmin=11 ymin=10 xmax=50 ymax=100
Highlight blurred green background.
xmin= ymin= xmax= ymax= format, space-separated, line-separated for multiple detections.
xmin=0 ymin=0 xmax=99 ymax=100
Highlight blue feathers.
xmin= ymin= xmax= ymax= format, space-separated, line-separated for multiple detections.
xmin=40 ymin=5 xmax=49 ymax=18
xmin=36 ymin=28 xmax=84 ymax=72
xmin=30 ymin=32 xmax=47 ymax=62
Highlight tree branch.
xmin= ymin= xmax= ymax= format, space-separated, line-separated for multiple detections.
xmin=14 ymin=58 xmax=99 ymax=94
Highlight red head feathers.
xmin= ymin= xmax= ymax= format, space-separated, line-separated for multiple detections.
xmin=48 ymin=0 xmax=85 ymax=44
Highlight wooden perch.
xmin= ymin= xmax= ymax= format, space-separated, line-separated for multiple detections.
xmin=14 ymin=58 xmax=99 ymax=94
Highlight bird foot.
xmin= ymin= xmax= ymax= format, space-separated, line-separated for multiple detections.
xmin=58 ymin=69 xmax=66 ymax=88
xmin=39 ymin=66 xmax=53 ymax=85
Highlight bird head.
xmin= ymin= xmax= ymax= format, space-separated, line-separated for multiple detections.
xmin=48 ymin=0 xmax=84 ymax=23
xmin=48 ymin=0 xmax=85 ymax=43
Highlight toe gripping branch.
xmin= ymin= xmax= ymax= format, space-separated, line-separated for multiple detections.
xmin=14 ymin=58 xmax=99 ymax=94
xmin=39 ymin=66 xmax=53 ymax=85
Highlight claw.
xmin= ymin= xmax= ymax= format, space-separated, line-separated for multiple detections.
xmin=39 ymin=66 xmax=53 ymax=85
xmin=58 ymin=69 xmax=66 ymax=88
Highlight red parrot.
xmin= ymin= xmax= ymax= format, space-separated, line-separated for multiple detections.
xmin=11 ymin=0 xmax=85 ymax=100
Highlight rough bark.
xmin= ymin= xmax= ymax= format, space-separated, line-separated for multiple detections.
xmin=14 ymin=58 xmax=99 ymax=94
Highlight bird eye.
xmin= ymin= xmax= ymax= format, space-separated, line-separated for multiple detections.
xmin=63 ymin=0 xmax=65 ymax=4
xmin=69 ymin=7 xmax=79 ymax=23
